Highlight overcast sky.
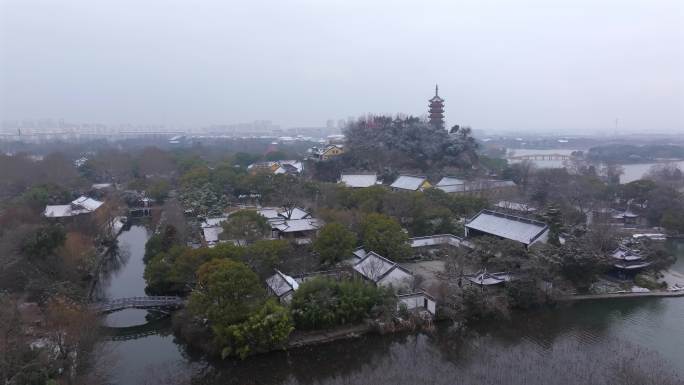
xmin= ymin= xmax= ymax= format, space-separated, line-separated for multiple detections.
xmin=1 ymin=0 xmax=682 ymax=133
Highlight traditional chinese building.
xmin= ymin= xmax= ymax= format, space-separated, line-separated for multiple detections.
xmin=428 ymin=84 xmax=445 ymax=129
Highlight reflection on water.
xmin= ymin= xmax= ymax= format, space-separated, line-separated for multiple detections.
xmin=506 ymin=148 xmax=684 ymax=184
xmin=96 ymin=224 xmax=190 ymax=385
xmin=99 ymin=226 xmax=684 ymax=384
xmin=185 ymin=320 xmax=682 ymax=385
xmin=104 ymin=309 xmax=155 ymax=327
xmin=620 ymin=161 xmax=684 ymax=184
xmin=100 ymin=225 xmax=150 ymax=299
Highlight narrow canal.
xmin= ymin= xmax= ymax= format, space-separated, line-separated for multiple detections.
xmin=98 ymin=225 xmax=684 ymax=384
xmin=96 ymin=225 xmax=191 ymax=384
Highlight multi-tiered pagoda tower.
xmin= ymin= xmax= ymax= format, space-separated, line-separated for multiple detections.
xmin=428 ymin=84 xmax=445 ymax=130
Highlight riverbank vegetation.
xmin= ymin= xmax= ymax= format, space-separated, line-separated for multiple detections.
xmin=186 ymin=259 xmax=293 ymax=359
xmin=290 ymin=278 xmax=395 ymax=330
xmin=144 ymin=238 xmax=293 ymax=294
xmin=3 ymin=125 xmax=684 ymax=376
xmin=0 ymin=153 xmax=130 ymax=384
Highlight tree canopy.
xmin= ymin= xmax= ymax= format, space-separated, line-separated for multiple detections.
xmin=188 ymin=259 xmax=292 ymax=359
xmin=290 ymin=277 xmax=394 ymax=330
xmin=360 ymin=213 xmax=411 ymax=261
xmin=189 ymin=259 xmax=265 ymax=326
xmin=220 ymin=210 xmax=271 ymax=244
xmin=344 ymin=115 xmax=478 ymax=172
xmin=314 ymin=223 xmax=357 ymax=266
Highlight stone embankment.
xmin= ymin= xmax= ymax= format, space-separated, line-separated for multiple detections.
xmin=287 ymin=324 xmax=372 ymax=348
xmin=558 ymin=290 xmax=684 ymax=301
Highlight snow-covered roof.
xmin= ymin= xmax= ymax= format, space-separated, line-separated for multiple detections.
xmin=352 ymin=246 xmax=367 ymax=260
xmin=257 ymin=207 xmax=311 ymax=220
xmin=248 ymin=161 xmax=276 ymax=170
xmin=495 ymin=201 xmax=536 ymax=212
xmin=353 ymin=252 xmax=412 ymax=283
xmin=43 ymin=205 xmax=73 ymax=218
xmin=200 ymin=217 xmax=229 ymax=246
xmin=277 ymin=160 xmax=303 ymax=173
xmin=91 ymin=183 xmax=113 ymax=190
xmin=340 ymin=174 xmax=378 ymax=188
xmin=250 ymin=160 xmax=302 ymax=174
xmin=436 ymin=184 xmax=466 ymax=193
xmin=611 ymin=247 xmax=643 ymax=261
xmin=72 ymin=196 xmax=104 ymax=212
xmin=274 ymin=164 xmax=298 ymax=175
xmin=437 ymin=180 xmax=516 ymax=194
xmin=202 ymin=226 xmax=223 ymax=246
xmin=464 ymin=271 xmax=511 ymax=286
xmin=390 ymin=175 xmax=428 ymax=191
xmin=612 ymin=210 xmax=639 ymax=219
xmin=266 ymin=270 xmax=299 ymax=297
xmin=409 ymin=234 xmax=463 ymax=248
xmin=271 ymin=218 xmax=322 ymax=233
xmin=44 ymin=196 xmax=104 ymax=218
xmin=436 ymin=177 xmax=465 ymax=186
xmin=466 ymin=210 xmax=548 ymax=245
xmin=353 ymin=252 xmax=397 ymax=282
xmin=632 ymin=233 xmax=666 ymax=241
xmin=257 ymin=208 xmax=280 ymax=220
xmin=313 ymin=144 xmax=344 ymax=155
xmin=202 ymin=217 xmax=228 ymax=228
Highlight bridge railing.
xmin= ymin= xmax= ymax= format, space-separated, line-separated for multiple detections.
xmin=90 ymin=296 xmax=184 ymax=313
xmin=99 ymin=296 xmax=181 ymax=303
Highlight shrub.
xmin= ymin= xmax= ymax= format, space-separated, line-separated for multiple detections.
xmin=290 ymin=278 xmax=394 ymax=330
xmin=220 ymin=299 xmax=294 ymax=359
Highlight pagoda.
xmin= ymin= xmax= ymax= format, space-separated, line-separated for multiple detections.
xmin=428 ymin=84 xmax=445 ymax=129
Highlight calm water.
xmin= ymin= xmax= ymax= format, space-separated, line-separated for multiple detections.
xmin=99 ymin=225 xmax=684 ymax=384
xmin=506 ymin=148 xmax=684 ymax=184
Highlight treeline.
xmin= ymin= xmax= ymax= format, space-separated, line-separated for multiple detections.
xmin=310 ymin=115 xmax=480 ymax=182
xmin=587 ymin=144 xmax=684 ymax=163
xmin=344 ymin=115 xmax=478 ymax=171
xmin=500 ymin=160 xmax=684 ymax=234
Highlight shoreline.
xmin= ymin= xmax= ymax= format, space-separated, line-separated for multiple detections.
xmin=557 ymin=290 xmax=684 ymax=301
xmin=287 ymin=323 xmax=373 ymax=348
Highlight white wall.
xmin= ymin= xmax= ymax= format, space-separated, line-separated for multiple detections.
xmin=398 ymin=294 xmax=436 ymax=315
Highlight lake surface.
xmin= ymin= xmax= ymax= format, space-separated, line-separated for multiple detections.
xmin=98 ymin=225 xmax=684 ymax=384
xmin=506 ymin=148 xmax=684 ymax=184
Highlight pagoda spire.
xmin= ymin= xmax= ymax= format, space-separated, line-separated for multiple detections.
xmin=428 ymin=84 xmax=445 ymax=129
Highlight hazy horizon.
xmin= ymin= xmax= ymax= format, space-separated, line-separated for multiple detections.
xmin=1 ymin=0 xmax=682 ymax=133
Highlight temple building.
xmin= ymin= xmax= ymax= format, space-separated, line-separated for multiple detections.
xmin=465 ymin=210 xmax=549 ymax=248
xmin=428 ymin=84 xmax=445 ymax=129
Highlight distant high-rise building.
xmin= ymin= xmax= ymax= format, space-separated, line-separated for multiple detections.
xmin=428 ymin=84 xmax=445 ymax=130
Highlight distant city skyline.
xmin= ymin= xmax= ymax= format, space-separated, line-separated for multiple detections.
xmin=1 ymin=0 xmax=682 ymax=134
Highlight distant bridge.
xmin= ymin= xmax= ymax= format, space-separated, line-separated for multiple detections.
xmin=91 ymin=296 xmax=184 ymax=314
xmin=508 ymin=153 xmax=573 ymax=161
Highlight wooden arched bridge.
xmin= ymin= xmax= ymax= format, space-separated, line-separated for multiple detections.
xmin=508 ymin=153 xmax=573 ymax=161
xmin=91 ymin=296 xmax=185 ymax=314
